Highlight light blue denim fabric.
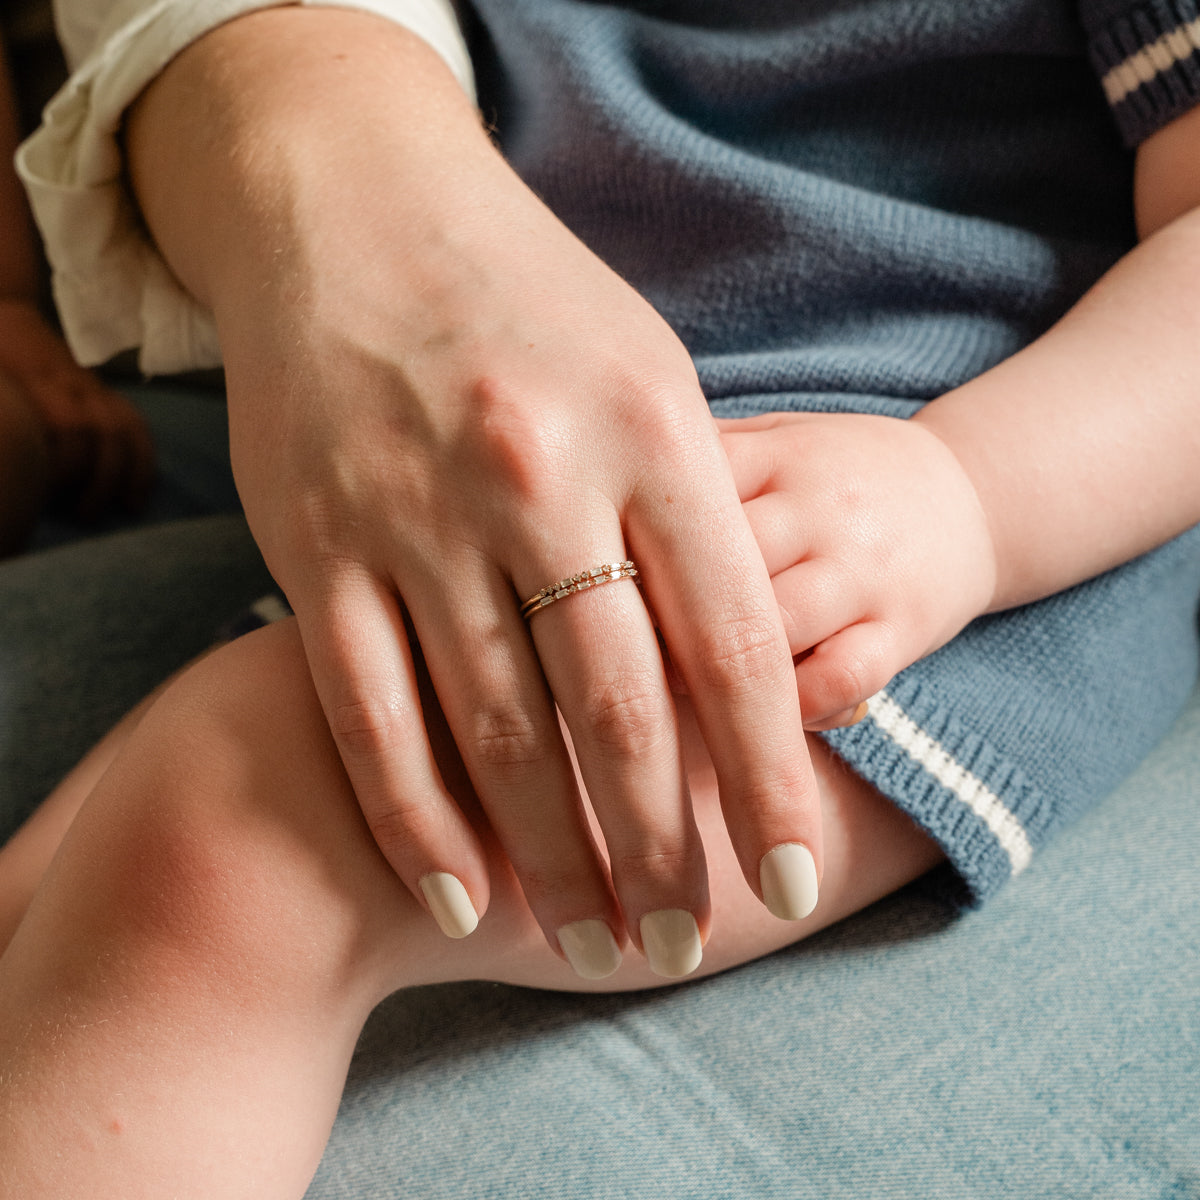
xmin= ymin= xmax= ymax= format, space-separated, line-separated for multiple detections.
xmin=0 ymin=513 xmax=274 ymax=831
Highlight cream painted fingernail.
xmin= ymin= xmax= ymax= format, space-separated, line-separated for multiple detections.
xmin=759 ymin=843 xmax=819 ymax=921
xmin=640 ymin=909 xmax=703 ymax=979
xmin=419 ymin=872 xmax=479 ymax=939
xmin=558 ymin=919 xmax=623 ymax=980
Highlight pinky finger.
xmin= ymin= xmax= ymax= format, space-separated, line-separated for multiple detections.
xmin=118 ymin=399 xmax=157 ymax=512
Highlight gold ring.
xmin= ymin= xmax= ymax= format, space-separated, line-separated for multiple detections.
xmin=520 ymin=561 xmax=639 ymax=620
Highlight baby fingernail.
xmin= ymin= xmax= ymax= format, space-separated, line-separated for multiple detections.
xmin=640 ymin=909 xmax=703 ymax=979
xmin=759 ymin=843 xmax=819 ymax=921
xmin=419 ymin=872 xmax=479 ymax=939
xmin=558 ymin=919 xmax=623 ymax=980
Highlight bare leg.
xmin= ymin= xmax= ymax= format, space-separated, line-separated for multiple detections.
xmin=0 ymin=621 xmax=940 ymax=1198
xmin=0 ymin=678 xmax=182 ymax=953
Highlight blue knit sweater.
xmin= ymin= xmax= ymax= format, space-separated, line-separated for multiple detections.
xmin=460 ymin=0 xmax=1200 ymax=902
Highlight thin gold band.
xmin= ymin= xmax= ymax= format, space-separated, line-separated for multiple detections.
xmin=520 ymin=561 xmax=639 ymax=620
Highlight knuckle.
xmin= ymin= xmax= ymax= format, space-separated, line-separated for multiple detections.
xmin=506 ymin=855 xmax=588 ymax=901
xmin=611 ymin=838 xmax=697 ymax=893
xmin=469 ymin=377 xmax=570 ymax=502
xmin=731 ymin=768 xmax=813 ymax=824
xmin=466 ymin=704 xmax=547 ymax=776
xmin=818 ymin=649 xmax=874 ymax=708
xmin=361 ymin=795 xmax=439 ymax=859
xmin=579 ymin=671 xmax=669 ymax=758
xmin=328 ymin=695 xmax=404 ymax=759
xmin=691 ymin=612 xmax=788 ymax=696
xmin=625 ymin=390 xmax=712 ymax=465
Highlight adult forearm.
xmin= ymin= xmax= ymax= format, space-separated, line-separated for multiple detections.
xmin=914 ymin=202 xmax=1200 ymax=613
xmin=125 ymin=6 xmax=493 ymax=332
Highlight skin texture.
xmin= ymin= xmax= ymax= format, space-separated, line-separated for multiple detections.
xmin=121 ymin=9 xmax=1200 ymax=966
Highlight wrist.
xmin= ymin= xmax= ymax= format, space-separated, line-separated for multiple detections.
xmin=907 ymin=405 xmax=1004 ymax=615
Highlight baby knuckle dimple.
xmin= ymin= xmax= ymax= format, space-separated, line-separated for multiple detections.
xmin=817 ymin=649 xmax=874 ymax=709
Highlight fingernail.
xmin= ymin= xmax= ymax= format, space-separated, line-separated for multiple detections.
xmin=759 ymin=843 xmax=819 ymax=921
xmin=419 ymin=872 xmax=479 ymax=939
xmin=849 ymin=700 xmax=870 ymax=726
xmin=639 ymin=909 xmax=703 ymax=979
xmin=557 ymin=919 xmax=623 ymax=980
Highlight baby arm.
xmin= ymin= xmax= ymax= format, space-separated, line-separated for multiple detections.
xmin=913 ymin=104 xmax=1200 ymax=613
xmin=721 ymin=105 xmax=1200 ymax=725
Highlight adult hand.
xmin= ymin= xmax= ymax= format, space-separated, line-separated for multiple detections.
xmin=719 ymin=411 xmax=997 ymax=728
xmin=128 ymin=10 xmax=821 ymax=980
xmin=0 ymin=298 xmax=154 ymax=520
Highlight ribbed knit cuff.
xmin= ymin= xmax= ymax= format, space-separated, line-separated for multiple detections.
xmin=823 ymin=674 xmax=1044 ymax=908
xmin=1086 ymin=2 xmax=1200 ymax=146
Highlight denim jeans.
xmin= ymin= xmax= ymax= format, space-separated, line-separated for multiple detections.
xmin=2 ymin=385 xmax=1197 ymax=1197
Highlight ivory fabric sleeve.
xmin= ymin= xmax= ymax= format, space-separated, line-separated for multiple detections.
xmin=17 ymin=0 xmax=475 ymax=374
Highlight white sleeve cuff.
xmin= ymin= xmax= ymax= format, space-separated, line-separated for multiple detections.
xmin=19 ymin=0 xmax=475 ymax=374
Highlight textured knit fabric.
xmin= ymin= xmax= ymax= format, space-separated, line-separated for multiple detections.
xmin=1084 ymin=0 xmax=1200 ymax=144
xmin=461 ymin=0 xmax=1200 ymax=903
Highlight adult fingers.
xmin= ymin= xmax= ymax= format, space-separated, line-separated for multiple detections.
xmin=29 ymin=376 xmax=156 ymax=519
xmin=108 ymin=387 xmax=157 ymax=512
xmin=407 ymin=558 xmax=628 ymax=981
xmin=518 ymin=545 xmax=707 ymax=979
xmin=292 ymin=571 xmax=492 ymax=940
xmin=75 ymin=382 xmax=156 ymax=518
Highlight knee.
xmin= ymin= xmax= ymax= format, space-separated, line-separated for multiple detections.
xmin=50 ymin=625 xmax=397 ymax=1008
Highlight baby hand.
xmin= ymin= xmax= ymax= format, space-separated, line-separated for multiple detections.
xmin=718 ymin=411 xmax=997 ymax=728
xmin=0 ymin=298 xmax=154 ymax=520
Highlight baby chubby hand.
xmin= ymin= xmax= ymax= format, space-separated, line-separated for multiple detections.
xmin=718 ymin=410 xmax=998 ymax=729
